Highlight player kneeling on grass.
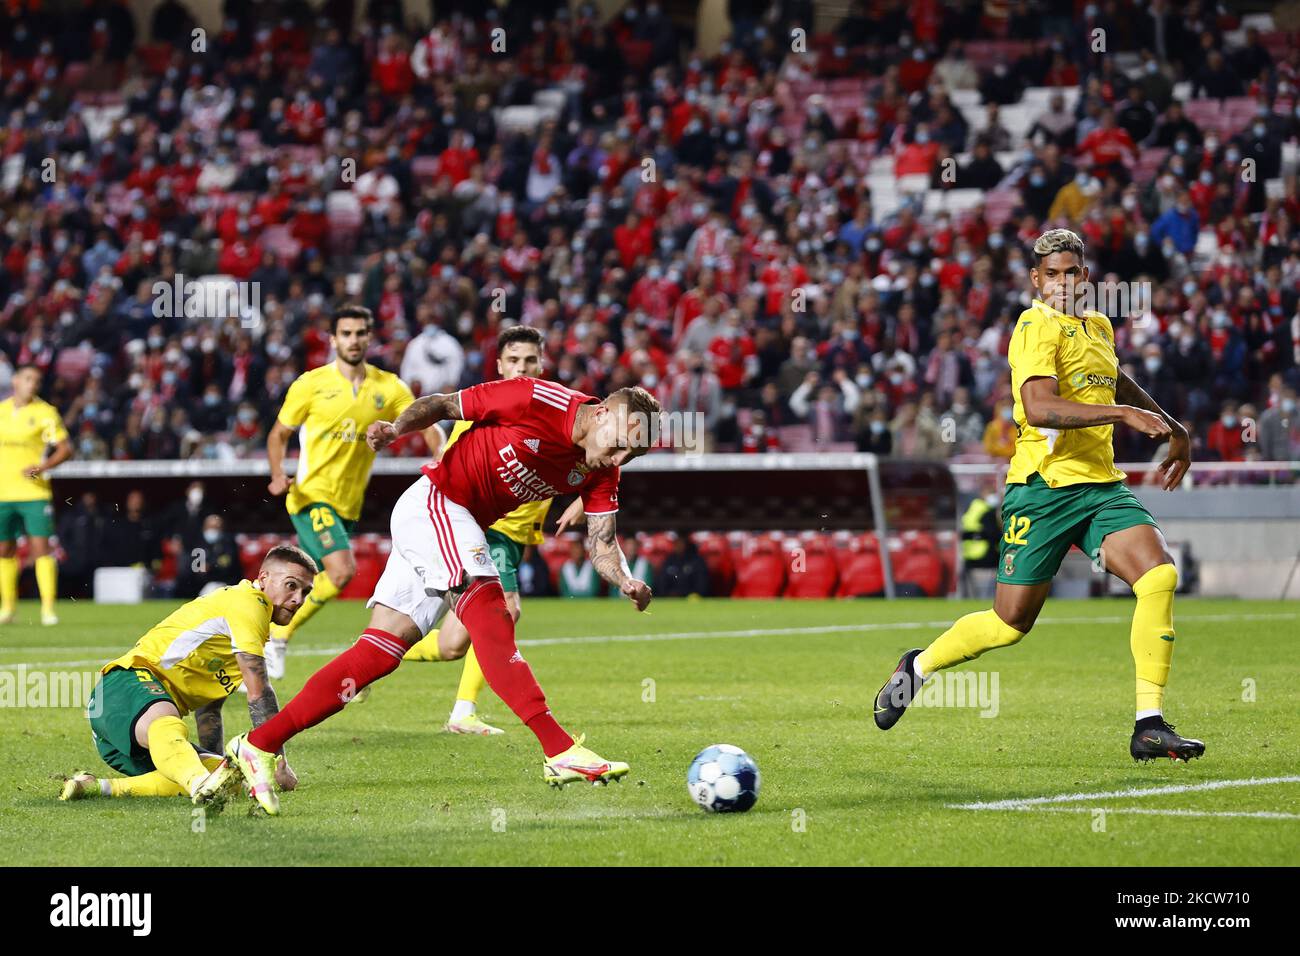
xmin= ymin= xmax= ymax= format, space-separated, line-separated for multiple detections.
xmin=59 ymin=546 xmax=315 ymax=810
xmin=222 ymin=378 xmax=659 ymax=815
xmin=874 ymin=229 xmax=1203 ymax=763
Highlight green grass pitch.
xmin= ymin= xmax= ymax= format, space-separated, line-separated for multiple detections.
xmin=1 ymin=597 xmax=1296 ymax=866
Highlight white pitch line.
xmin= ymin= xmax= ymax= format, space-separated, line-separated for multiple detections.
xmin=1020 ymin=806 xmax=1300 ymax=820
xmin=948 ymin=776 xmax=1300 ymax=812
xmin=2 ymin=611 xmax=1295 ymax=671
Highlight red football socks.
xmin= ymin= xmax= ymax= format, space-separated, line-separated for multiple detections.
xmin=247 ymin=628 xmax=407 ymax=754
xmin=456 ymin=577 xmax=574 ymax=757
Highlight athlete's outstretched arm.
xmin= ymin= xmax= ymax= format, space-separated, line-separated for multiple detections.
xmin=1020 ymin=376 xmax=1170 ymax=437
xmin=1116 ymin=369 xmax=1191 ymax=490
xmin=194 ymin=698 xmax=225 ymax=754
xmin=367 ymin=392 xmax=463 ymax=451
xmin=585 ymin=512 xmax=652 ymax=611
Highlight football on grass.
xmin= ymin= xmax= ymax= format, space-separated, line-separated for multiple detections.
xmin=687 ymin=744 xmax=760 ymax=813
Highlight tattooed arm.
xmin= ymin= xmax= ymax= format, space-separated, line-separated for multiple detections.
xmin=366 ymin=392 xmax=463 ymax=452
xmin=235 ymin=651 xmax=280 ymax=733
xmin=1116 ymin=369 xmax=1191 ymax=490
xmin=235 ymin=651 xmax=297 ymax=791
xmin=194 ymin=698 xmax=225 ymax=755
xmin=1020 ymin=376 xmax=1171 ymax=437
xmin=585 ymin=512 xmax=652 ymax=611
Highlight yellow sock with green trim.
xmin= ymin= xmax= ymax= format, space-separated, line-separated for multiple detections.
xmin=1131 ymin=563 xmax=1178 ymax=716
xmin=403 ymin=628 xmax=443 ymax=661
xmin=279 ymin=570 xmax=341 ymax=639
xmin=108 ymin=756 xmax=222 ymax=798
xmin=916 ymin=608 xmax=1025 ymax=675
xmin=0 ymin=557 xmax=17 ymax=616
xmin=454 ymin=646 xmax=487 ymax=706
xmin=145 ymin=716 xmax=210 ymax=796
xmin=34 ymin=555 xmax=57 ymax=615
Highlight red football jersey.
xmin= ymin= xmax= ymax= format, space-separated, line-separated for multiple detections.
xmin=423 ymin=377 xmax=620 ymax=529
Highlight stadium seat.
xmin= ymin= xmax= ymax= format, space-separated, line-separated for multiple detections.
xmin=731 ymin=546 xmax=787 ymax=598
xmin=784 ymin=535 xmax=838 ymax=599
xmin=691 ymin=531 xmax=736 ymax=595
xmin=836 ymin=549 xmax=885 ymax=598
xmin=894 ymin=549 xmax=946 ymax=597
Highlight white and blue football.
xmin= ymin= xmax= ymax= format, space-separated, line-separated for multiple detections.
xmin=687 ymin=744 xmax=760 ymax=813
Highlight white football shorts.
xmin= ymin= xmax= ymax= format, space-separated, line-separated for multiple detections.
xmin=367 ymin=474 xmax=501 ymax=635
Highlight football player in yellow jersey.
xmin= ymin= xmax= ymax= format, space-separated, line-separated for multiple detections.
xmin=0 ymin=365 xmax=72 ymax=626
xmin=58 ymin=545 xmax=316 ymax=809
xmin=402 ymin=326 xmax=550 ymax=736
xmin=263 ymin=305 xmax=437 ymax=681
xmin=875 ymin=229 xmax=1204 ymax=762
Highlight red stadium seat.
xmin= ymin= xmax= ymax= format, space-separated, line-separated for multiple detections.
xmin=836 ymin=550 xmax=885 ymax=598
xmin=731 ymin=550 xmax=787 ymax=598
xmin=784 ymin=537 xmax=838 ymax=599
xmin=894 ymin=549 xmax=945 ymax=597
xmin=691 ymin=531 xmax=735 ymax=595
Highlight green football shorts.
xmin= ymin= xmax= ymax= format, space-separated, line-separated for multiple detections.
xmin=87 ymin=667 xmax=178 ymax=776
xmin=0 ymin=499 xmax=54 ymax=541
xmin=485 ymin=528 xmax=525 ymax=593
xmin=289 ymin=502 xmax=356 ymax=567
xmin=997 ymin=473 xmax=1158 ymax=585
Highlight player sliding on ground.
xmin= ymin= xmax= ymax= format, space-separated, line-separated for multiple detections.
xmin=223 ymin=377 xmax=660 ymax=814
xmin=874 ymin=229 xmax=1203 ymax=763
xmin=59 ymin=546 xmax=315 ymax=808
xmin=263 ymin=305 xmax=437 ymax=684
xmin=402 ymin=326 xmax=552 ymax=736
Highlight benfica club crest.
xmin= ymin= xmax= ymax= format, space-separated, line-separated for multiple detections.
xmin=567 ymin=468 xmax=584 ymax=486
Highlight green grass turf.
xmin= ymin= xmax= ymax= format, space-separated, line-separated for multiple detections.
xmin=1 ymin=596 xmax=1296 ymax=866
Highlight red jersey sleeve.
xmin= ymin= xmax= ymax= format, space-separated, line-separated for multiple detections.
xmin=581 ymin=465 xmax=620 ymax=515
xmin=458 ymin=377 xmax=534 ymax=424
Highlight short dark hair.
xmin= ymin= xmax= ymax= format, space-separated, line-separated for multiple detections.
xmin=498 ymin=325 xmax=544 ymax=352
xmin=332 ymin=305 xmax=373 ymax=335
xmin=262 ymin=544 xmax=318 ymax=577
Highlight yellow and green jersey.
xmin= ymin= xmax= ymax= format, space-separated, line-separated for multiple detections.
xmin=102 ymin=580 xmax=274 ymax=715
xmin=1007 ymin=298 xmax=1126 ymax=488
xmin=277 ymin=363 xmax=415 ymax=521
xmin=442 ymin=419 xmax=552 ymax=545
xmin=0 ymin=397 xmax=68 ymax=502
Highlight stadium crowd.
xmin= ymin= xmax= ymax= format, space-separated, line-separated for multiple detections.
xmin=1 ymin=0 xmax=1298 ymax=474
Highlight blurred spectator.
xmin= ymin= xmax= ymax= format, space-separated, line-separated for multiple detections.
xmin=174 ymin=515 xmax=241 ymax=598
xmin=658 ymin=534 xmax=710 ymax=597
xmin=1206 ymin=401 xmax=1246 ymax=462
xmin=1258 ymin=388 xmax=1299 ymax=461
xmin=615 ymin=538 xmax=654 ymax=592
xmin=983 ymin=399 xmax=1018 ymax=459
xmin=109 ymin=489 xmax=165 ymax=574
xmin=558 ymin=538 xmax=599 ymax=598
xmin=56 ymin=493 xmax=111 ymax=599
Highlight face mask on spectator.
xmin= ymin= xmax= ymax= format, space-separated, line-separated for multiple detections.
xmin=1001 ymin=407 xmax=1013 ymax=421
xmin=204 ymin=393 xmax=220 ymax=407
xmin=1182 ymin=280 xmax=1197 ymax=297
xmin=1226 ymin=149 xmax=1241 ymax=163
xmin=162 ymin=370 xmax=177 ymax=386
xmin=1221 ymin=414 xmax=1237 ymax=428
xmin=870 ymin=420 xmax=886 ymax=434
xmin=1174 ymin=140 xmax=1189 ymax=154
xmin=1029 ymin=173 xmax=1046 ymax=188
xmin=238 ymin=408 xmax=256 ymax=424
xmin=957 ymin=251 xmax=973 ymax=267
xmin=204 ymin=528 xmax=221 ymax=545
xmin=1253 ymin=123 xmax=1266 ymax=138
xmin=80 ymin=437 xmax=97 ymax=454
xmin=1144 ymin=357 xmax=1161 ymax=374
xmin=1283 ymin=399 xmax=1296 ymax=415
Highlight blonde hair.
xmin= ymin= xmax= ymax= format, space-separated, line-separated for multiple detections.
xmin=1032 ymin=228 xmax=1085 ymax=264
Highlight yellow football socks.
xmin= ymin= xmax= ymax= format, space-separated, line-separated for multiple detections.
xmin=1131 ymin=563 xmax=1178 ymax=716
xmin=0 ymin=556 xmax=16 ymax=617
xmin=108 ymin=756 xmax=223 ymax=798
xmin=145 ymin=716 xmax=211 ymax=796
xmin=454 ymin=646 xmax=487 ymax=706
xmin=403 ymin=628 xmax=443 ymax=661
xmin=916 ymin=608 xmax=1025 ymax=676
xmin=34 ymin=555 xmax=57 ymax=616
xmin=275 ymin=569 xmax=340 ymax=640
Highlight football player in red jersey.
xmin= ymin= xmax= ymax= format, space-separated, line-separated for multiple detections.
xmin=223 ymin=378 xmax=660 ymax=812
